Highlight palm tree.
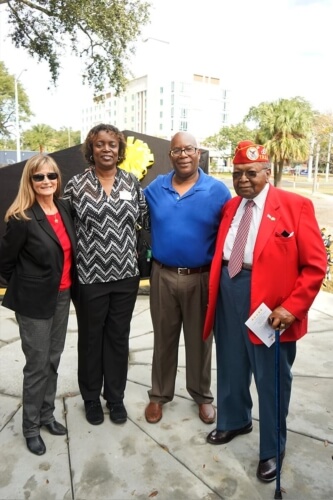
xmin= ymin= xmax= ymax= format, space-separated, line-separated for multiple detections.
xmin=246 ymin=97 xmax=314 ymax=186
xmin=22 ymin=124 xmax=55 ymax=153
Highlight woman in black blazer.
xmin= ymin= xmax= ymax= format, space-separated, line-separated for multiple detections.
xmin=0 ymin=154 xmax=76 ymax=456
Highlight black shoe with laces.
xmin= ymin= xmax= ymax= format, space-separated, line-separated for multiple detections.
xmin=106 ymin=401 xmax=127 ymax=424
xmin=84 ymin=399 xmax=104 ymax=425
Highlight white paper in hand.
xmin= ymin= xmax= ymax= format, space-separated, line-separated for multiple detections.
xmin=245 ymin=302 xmax=284 ymax=347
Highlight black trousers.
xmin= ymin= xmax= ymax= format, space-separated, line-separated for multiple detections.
xmin=75 ymin=276 xmax=140 ymax=403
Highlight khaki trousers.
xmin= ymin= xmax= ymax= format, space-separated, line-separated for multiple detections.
xmin=148 ymin=261 xmax=213 ymax=405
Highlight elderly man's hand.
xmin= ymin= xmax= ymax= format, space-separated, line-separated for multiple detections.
xmin=269 ymin=306 xmax=296 ymax=330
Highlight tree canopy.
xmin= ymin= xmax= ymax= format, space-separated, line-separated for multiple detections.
xmin=203 ymin=123 xmax=255 ymax=158
xmin=0 ymin=61 xmax=32 ymax=137
xmin=245 ymin=97 xmax=315 ymax=185
xmin=2 ymin=0 xmax=151 ymax=95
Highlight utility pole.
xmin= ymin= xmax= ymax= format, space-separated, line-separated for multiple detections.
xmin=325 ymin=133 xmax=333 ymax=183
xmin=307 ymin=136 xmax=315 ymax=182
xmin=312 ymin=143 xmax=320 ymax=194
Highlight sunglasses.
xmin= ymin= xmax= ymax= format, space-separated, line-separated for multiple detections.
xmin=31 ymin=172 xmax=59 ymax=182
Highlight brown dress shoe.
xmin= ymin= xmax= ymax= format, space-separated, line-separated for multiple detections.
xmin=198 ymin=403 xmax=216 ymax=424
xmin=145 ymin=402 xmax=162 ymax=423
xmin=207 ymin=422 xmax=253 ymax=444
xmin=256 ymin=451 xmax=285 ymax=482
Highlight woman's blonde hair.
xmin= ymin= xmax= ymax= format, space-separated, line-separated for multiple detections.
xmin=5 ymin=154 xmax=62 ymax=222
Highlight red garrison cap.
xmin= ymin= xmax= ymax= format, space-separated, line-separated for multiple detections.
xmin=233 ymin=141 xmax=269 ymax=164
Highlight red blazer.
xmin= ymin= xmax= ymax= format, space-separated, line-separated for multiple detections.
xmin=203 ymin=185 xmax=327 ymax=343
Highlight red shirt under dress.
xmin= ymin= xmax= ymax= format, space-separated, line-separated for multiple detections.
xmin=46 ymin=212 xmax=73 ymax=290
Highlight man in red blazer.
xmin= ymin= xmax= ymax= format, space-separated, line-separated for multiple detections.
xmin=203 ymin=140 xmax=327 ymax=483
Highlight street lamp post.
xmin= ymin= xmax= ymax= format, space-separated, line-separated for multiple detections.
xmin=14 ymin=69 xmax=27 ymax=163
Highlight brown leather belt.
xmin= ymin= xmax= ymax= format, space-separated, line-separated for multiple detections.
xmin=222 ymin=259 xmax=252 ymax=271
xmin=154 ymin=259 xmax=210 ymax=275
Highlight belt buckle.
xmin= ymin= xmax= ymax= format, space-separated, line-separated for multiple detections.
xmin=178 ymin=267 xmax=189 ymax=275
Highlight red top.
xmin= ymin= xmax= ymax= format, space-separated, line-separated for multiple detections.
xmin=47 ymin=212 xmax=73 ymax=290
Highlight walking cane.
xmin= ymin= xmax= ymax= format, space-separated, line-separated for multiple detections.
xmin=274 ymin=327 xmax=283 ymax=499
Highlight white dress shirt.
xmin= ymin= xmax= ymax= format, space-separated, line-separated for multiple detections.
xmin=223 ymin=183 xmax=270 ymax=264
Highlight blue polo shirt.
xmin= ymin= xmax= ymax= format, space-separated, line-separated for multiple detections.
xmin=144 ymin=168 xmax=231 ymax=267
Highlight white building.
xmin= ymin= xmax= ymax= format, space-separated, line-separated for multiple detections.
xmin=81 ymin=39 xmax=229 ymax=145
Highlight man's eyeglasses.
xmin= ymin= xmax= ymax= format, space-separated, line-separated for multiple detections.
xmin=31 ymin=173 xmax=59 ymax=182
xmin=232 ymin=167 xmax=269 ymax=180
xmin=170 ymin=146 xmax=198 ymax=158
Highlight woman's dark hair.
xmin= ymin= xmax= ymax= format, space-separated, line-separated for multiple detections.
xmin=82 ymin=124 xmax=127 ymax=166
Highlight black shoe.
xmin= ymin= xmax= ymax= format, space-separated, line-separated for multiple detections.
xmin=26 ymin=435 xmax=46 ymax=455
xmin=43 ymin=420 xmax=67 ymax=435
xmin=84 ymin=399 xmax=104 ymax=425
xmin=207 ymin=422 xmax=253 ymax=445
xmin=106 ymin=401 xmax=127 ymax=424
xmin=256 ymin=451 xmax=285 ymax=482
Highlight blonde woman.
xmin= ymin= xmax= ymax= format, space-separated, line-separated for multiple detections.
xmin=0 ymin=154 xmax=76 ymax=455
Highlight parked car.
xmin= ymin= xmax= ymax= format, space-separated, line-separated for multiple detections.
xmin=300 ymin=169 xmax=308 ymax=175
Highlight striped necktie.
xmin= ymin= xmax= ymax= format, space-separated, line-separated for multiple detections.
xmin=228 ymin=200 xmax=255 ymax=278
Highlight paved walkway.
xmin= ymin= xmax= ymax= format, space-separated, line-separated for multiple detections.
xmin=0 ymin=290 xmax=332 ymax=500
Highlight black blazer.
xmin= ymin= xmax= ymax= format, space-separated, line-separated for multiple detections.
xmin=0 ymin=199 xmax=77 ymax=319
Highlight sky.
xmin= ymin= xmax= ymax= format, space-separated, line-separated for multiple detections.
xmin=1 ymin=0 xmax=333 ymax=132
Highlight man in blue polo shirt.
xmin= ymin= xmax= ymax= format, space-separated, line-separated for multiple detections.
xmin=144 ymin=131 xmax=231 ymax=424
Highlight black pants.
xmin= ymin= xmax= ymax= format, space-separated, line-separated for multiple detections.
xmin=75 ymin=276 xmax=140 ymax=403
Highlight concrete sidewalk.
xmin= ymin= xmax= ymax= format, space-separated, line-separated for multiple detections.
xmin=0 ymin=291 xmax=332 ymax=500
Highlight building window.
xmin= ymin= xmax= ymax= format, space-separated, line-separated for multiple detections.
xmin=180 ymin=121 xmax=188 ymax=131
xmin=160 ymin=111 xmax=163 ymax=118
xmin=160 ymin=99 xmax=163 ymax=106
xmin=160 ymin=87 xmax=164 ymax=93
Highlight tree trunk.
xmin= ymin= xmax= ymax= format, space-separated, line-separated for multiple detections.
xmin=274 ymin=160 xmax=284 ymax=186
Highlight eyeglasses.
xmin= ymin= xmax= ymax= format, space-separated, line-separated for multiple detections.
xmin=232 ymin=167 xmax=269 ymax=180
xmin=170 ymin=146 xmax=198 ymax=158
xmin=31 ymin=172 xmax=59 ymax=182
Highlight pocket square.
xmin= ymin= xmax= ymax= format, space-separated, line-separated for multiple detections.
xmin=281 ymin=230 xmax=294 ymax=238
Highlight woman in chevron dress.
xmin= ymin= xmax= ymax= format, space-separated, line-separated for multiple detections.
xmin=64 ymin=124 xmax=149 ymax=426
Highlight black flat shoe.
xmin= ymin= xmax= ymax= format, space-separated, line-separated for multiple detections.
xmin=207 ymin=422 xmax=253 ymax=444
xmin=26 ymin=435 xmax=46 ymax=455
xmin=84 ymin=399 xmax=104 ymax=425
xmin=106 ymin=401 xmax=127 ymax=424
xmin=43 ymin=420 xmax=67 ymax=435
xmin=256 ymin=451 xmax=285 ymax=482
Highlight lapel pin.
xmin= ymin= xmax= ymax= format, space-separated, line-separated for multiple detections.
xmin=267 ymin=214 xmax=276 ymax=221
